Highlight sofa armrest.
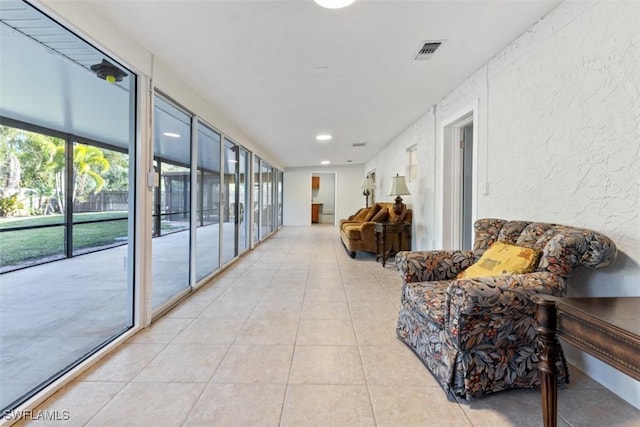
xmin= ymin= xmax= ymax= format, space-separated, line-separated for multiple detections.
xmin=445 ymin=272 xmax=566 ymax=350
xmin=340 ymin=221 xmax=376 ymax=236
xmin=347 ymin=221 xmax=376 ymax=243
xmin=339 ymin=219 xmax=361 ymax=229
xmin=396 ymin=250 xmax=475 ymax=283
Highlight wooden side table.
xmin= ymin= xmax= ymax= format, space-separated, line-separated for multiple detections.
xmin=374 ymin=221 xmax=411 ymax=267
xmin=533 ymin=296 xmax=640 ymax=427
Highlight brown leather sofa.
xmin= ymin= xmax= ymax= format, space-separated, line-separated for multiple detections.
xmin=339 ymin=202 xmax=412 ymax=258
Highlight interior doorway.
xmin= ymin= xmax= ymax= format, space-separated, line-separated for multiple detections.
xmin=441 ymin=103 xmax=477 ymax=250
xmin=311 ymin=172 xmax=337 ymax=225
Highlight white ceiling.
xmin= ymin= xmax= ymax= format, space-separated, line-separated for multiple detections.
xmin=88 ymin=1 xmax=560 ymax=168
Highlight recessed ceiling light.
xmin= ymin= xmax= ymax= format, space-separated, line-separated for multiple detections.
xmin=321 ymin=160 xmax=331 ymax=165
xmin=163 ymin=132 xmax=181 ymax=138
xmin=316 ymin=134 xmax=332 ymax=141
xmin=314 ymin=0 xmax=356 ymax=9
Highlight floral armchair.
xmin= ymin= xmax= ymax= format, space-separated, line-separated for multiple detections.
xmin=395 ymin=218 xmax=617 ymax=399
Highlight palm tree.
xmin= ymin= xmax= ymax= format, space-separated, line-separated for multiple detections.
xmin=73 ymin=144 xmax=109 ymax=202
xmin=48 ymin=142 xmax=110 ymax=213
xmin=1 ymin=126 xmax=112 ymax=215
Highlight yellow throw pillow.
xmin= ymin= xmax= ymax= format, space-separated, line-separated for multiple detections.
xmin=458 ymin=242 xmax=540 ymax=279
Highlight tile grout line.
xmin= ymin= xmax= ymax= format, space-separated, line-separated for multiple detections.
xmin=278 ymin=244 xmax=310 ymax=427
xmin=337 ymin=241 xmax=380 ymax=427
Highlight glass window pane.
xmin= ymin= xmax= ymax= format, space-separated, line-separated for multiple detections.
xmin=238 ymin=148 xmax=249 ymax=253
xmin=278 ymin=170 xmax=283 ymax=227
xmin=261 ymin=162 xmax=272 ymax=238
xmin=71 ymin=143 xmax=128 ymax=255
xmin=0 ymin=2 xmax=135 ymax=413
xmin=72 ymin=219 xmax=128 ymax=255
xmin=0 ymin=226 xmax=65 ymax=272
xmin=195 ymin=122 xmax=220 ymax=281
xmin=153 ymin=97 xmax=192 ymax=165
xmin=253 ymin=157 xmax=261 ymax=243
xmin=152 ymin=94 xmax=191 ymax=310
xmin=408 ymin=145 xmax=417 ymax=182
xmin=222 ymin=139 xmax=237 ymax=264
xmin=0 ymin=127 xmax=66 ymax=227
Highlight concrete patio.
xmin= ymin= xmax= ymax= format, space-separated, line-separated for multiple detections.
xmin=0 ymin=221 xmax=249 ymax=411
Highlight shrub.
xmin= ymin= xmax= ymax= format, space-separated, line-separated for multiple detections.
xmin=0 ymin=193 xmax=23 ymax=217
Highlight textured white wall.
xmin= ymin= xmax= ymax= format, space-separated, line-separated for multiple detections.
xmin=367 ymin=0 xmax=640 ymax=408
xmin=365 ymin=113 xmax=436 ymax=250
xmin=484 ymin=1 xmax=640 ymax=298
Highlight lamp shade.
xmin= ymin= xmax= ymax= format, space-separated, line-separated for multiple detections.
xmin=360 ymin=177 xmax=375 ymax=191
xmin=387 ymin=174 xmax=410 ymax=196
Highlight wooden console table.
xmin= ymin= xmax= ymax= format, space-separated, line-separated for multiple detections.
xmin=374 ymin=221 xmax=411 ymax=267
xmin=533 ymin=296 xmax=640 ymax=427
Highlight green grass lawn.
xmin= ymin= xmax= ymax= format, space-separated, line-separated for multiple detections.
xmin=0 ymin=212 xmax=128 ymax=268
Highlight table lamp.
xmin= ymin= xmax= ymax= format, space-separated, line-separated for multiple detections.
xmin=387 ymin=173 xmax=410 ymax=220
xmin=360 ymin=176 xmax=375 ymax=207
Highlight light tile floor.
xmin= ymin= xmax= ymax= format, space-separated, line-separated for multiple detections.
xmin=15 ymin=226 xmax=640 ymax=426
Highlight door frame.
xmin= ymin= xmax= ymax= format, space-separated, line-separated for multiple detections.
xmin=438 ymin=100 xmax=479 ymax=249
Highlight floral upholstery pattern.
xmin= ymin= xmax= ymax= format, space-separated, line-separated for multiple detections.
xmin=398 ymin=250 xmax=475 ymax=284
xmin=395 ymin=218 xmax=617 ymax=399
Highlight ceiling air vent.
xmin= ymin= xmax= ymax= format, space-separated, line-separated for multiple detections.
xmin=352 ymin=142 xmax=367 ymax=147
xmin=414 ymin=41 xmax=444 ymax=60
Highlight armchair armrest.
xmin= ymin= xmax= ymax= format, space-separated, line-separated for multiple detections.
xmin=396 ymin=250 xmax=475 ymax=283
xmin=445 ymin=272 xmax=566 ymax=350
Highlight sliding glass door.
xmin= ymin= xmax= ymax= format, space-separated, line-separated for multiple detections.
xmin=0 ymin=0 xmax=291 ymax=416
xmin=253 ymin=156 xmax=261 ymax=243
xmin=221 ymin=140 xmax=250 ymax=263
xmin=0 ymin=1 xmax=135 ymax=412
xmin=238 ymin=147 xmax=250 ymax=253
xmin=195 ymin=122 xmax=221 ymax=281
xmin=151 ymin=94 xmax=191 ymax=310
xmin=222 ymin=139 xmax=237 ymax=264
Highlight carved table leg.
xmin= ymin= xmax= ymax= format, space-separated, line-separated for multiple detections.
xmin=380 ymin=231 xmax=387 ymax=267
xmin=533 ymin=295 xmax=559 ymax=427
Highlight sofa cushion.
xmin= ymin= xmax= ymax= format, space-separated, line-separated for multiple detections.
xmin=515 ymin=222 xmax=556 ymax=248
xmin=353 ymin=208 xmax=371 ymax=222
xmin=371 ymin=207 xmax=389 ymax=222
xmin=401 ymin=280 xmax=451 ymax=327
xmin=364 ymin=203 xmax=382 ymax=221
xmin=496 ymin=221 xmax=532 ymax=245
xmin=458 ymin=242 xmax=540 ymax=279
